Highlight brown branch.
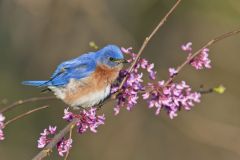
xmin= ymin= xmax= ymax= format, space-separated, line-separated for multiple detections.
xmin=198 ymin=88 xmax=213 ymax=94
xmin=4 ymin=105 xmax=49 ymax=126
xmin=115 ymin=0 xmax=182 ymax=93
xmin=32 ymin=118 xmax=78 ymax=160
xmin=0 ymin=96 xmax=55 ymax=113
xmin=164 ymin=28 xmax=240 ymax=86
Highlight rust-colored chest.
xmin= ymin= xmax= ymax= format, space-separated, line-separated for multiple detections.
xmin=63 ymin=64 xmax=122 ymax=108
xmin=92 ymin=64 xmax=122 ymax=84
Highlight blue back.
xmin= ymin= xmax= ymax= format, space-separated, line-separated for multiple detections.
xmin=48 ymin=52 xmax=97 ymax=86
xmin=22 ymin=44 xmax=123 ymax=87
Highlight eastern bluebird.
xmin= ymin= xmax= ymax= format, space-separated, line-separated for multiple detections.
xmin=22 ymin=45 xmax=127 ymax=109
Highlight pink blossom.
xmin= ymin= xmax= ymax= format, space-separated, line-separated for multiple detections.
xmin=121 ymin=47 xmax=133 ymax=54
xmin=142 ymin=81 xmax=201 ymax=119
xmin=147 ymin=63 xmax=157 ymax=80
xmin=63 ymin=108 xmax=74 ymax=121
xmin=37 ymin=125 xmax=73 ymax=157
xmin=181 ymin=42 xmax=211 ymax=70
xmin=121 ymin=47 xmax=157 ymax=80
xmin=181 ymin=42 xmax=192 ymax=52
xmin=147 ymin=63 xmax=154 ymax=72
xmin=37 ymin=125 xmax=57 ymax=148
xmin=57 ymin=138 xmax=73 ymax=157
xmin=63 ymin=108 xmax=105 ymax=134
xmin=49 ymin=126 xmax=57 ymax=134
xmin=169 ymin=67 xmax=178 ymax=77
xmin=190 ymin=48 xmax=211 ymax=70
xmin=142 ymin=92 xmax=150 ymax=99
xmin=77 ymin=108 xmax=105 ymax=133
xmin=113 ymin=106 xmax=120 ymax=115
xmin=0 ymin=130 xmax=4 ymax=141
xmin=140 ymin=58 xmax=148 ymax=69
xmin=0 ymin=113 xmax=5 ymax=141
xmin=37 ymin=134 xmax=48 ymax=148
xmin=0 ymin=114 xmax=5 ymax=122
xmin=112 ymin=71 xmax=143 ymax=114
xmin=113 ymin=47 xmax=158 ymax=114
xmin=121 ymin=47 xmax=137 ymax=63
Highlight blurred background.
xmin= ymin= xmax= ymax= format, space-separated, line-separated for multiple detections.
xmin=0 ymin=0 xmax=240 ymax=159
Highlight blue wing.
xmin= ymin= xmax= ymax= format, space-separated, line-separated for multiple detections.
xmin=23 ymin=52 xmax=97 ymax=87
xmin=49 ymin=52 xmax=97 ymax=86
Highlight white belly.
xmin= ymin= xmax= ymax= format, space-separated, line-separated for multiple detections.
xmin=49 ymin=84 xmax=111 ymax=109
xmin=70 ymin=85 xmax=111 ymax=108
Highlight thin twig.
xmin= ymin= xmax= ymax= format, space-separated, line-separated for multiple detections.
xmin=64 ymin=124 xmax=75 ymax=160
xmin=0 ymin=96 xmax=55 ymax=113
xmin=198 ymin=88 xmax=213 ymax=94
xmin=115 ymin=0 xmax=182 ymax=94
xmin=164 ymin=28 xmax=240 ymax=86
xmin=32 ymin=118 xmax=79 ymax=160
xmin=4 ymin=105 xmax=49 ymax=126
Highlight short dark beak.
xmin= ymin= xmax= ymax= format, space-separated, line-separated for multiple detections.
xmin=115 ymin=59 xmax=128 ymax=64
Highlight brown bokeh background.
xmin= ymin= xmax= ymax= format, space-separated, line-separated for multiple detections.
xmin=0 ymin=0 xmax=240 ymax=159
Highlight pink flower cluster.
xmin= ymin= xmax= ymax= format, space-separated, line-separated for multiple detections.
xmin=111 ymin=47 xmax=157 ymax=115
xmin=111 ymin=70 xmax=143 ymax=115
xmin=37 ymin=108 xmax=104 ymax=157
xmin=143 ymin=81 xmax=201 ymax=119
xmin=0 ymin=113 xmax=5 ymax=141
xmin=37 ymin=126 xmax=72 ymax=157
xmin=181 ymin=42 xmax=211 ymax=69
xmin=63 ymin=108 xmax=105 ymax=133
xmin=37 ymin=126 xmax=57 ymax=148
xmin=121 ymin=47 xmax=157 ymax=80
xmin=57 ymin=138 xmax=73 ymax=157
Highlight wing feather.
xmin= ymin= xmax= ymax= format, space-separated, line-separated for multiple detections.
xmin=48 ymin=52 xmax=96 ymax=86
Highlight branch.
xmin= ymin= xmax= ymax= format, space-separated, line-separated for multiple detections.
xmin=0 ymin=96 xmax=55 ymax=113
xmin=5 ymin=105 xmax=49 ymax=126
xmin=32 ymin=118 xmax=78 ymax=160
xmin=164 ymin=28 xmax=240 ymax=86
xmin=116 ymin=0 xmax=182 ymax=92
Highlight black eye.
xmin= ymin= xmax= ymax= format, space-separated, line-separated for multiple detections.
xmin=109 ymin=57 xmax=114 ymax=61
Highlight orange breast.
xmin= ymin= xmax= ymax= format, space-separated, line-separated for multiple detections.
xmin=92 ymin=64 xmax=123 ymax=84
xmin=64 ymin=64 xmax=122 ymax=107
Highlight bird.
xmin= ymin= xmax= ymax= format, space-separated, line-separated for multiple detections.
xmin=22 ymin=44 xmax=127 ymax=109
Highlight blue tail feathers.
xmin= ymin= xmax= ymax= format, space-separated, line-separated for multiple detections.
xmin=22 ymin=80 xmax=50 ymax=87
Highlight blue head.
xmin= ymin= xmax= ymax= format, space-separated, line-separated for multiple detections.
xmin=96 ymin=44 xmax=127 ymax=68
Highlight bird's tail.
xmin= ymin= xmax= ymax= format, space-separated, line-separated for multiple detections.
xmin=22 ymin=80 xmax=50 ymax=87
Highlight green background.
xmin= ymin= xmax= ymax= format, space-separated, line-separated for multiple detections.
xmin=0 ymin=0 xmax=240 ymax=159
